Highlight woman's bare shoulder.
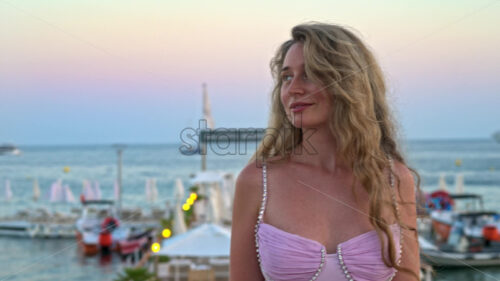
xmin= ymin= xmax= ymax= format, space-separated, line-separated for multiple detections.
xmin=392 ymin=159 xmax=418 ymax=228
xmin=392 ymin=160 xmax=416 ymax=200
xmin=235 ymin=160 xmax=265 ymax=204
xmin=237 ymin=160 xmax=263 ymax=186
xmin=237 ymin=156 xmax=286 ymax=182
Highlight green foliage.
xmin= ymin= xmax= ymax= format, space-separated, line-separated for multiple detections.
xmin=158 ymin=255 xmax=171 ymax=263
xmin=113 ymin=267 xmax=158 ymax=281
xmin=148 ymin=255 xmax=170 ymax=263
xmin=182 ymin=185 xmax=207 ymax=227
xmin=184 ymin=204 xmax=194 ymax=227
xmin=160 ymin=216 xmax=173 ymax=230
xmin=189 ymin=186 xmax=206 ymax=200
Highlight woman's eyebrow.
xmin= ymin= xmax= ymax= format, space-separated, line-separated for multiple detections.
xmin=280 ymin=64 xmax=305 ymax=73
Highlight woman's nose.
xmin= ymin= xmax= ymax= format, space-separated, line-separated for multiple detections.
xmin=288 ymin=76 xmax=305 ymax=95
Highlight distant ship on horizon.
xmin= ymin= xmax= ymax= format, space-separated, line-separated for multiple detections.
xmin=0 ymin=144 xmax=21 ymax=155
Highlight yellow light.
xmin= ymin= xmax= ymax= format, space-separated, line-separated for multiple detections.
xmin=189 ymin=192 xmax=198 ymax=200
xmin=151 ymin=242 xmax=160 ymax=253
xmin=455 ymin=159 xmax=462 ymax=167
xmin=63 ymin=166 xmax=70 ymax=173
xmin=187 ymin=198 xmax=194 ymax=205
xmin=162 ymin=228 xmax=172 ymax=238
xmin=182 ymin=203 xmax=190 ymax=211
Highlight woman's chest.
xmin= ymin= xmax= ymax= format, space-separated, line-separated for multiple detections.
xmin=263 ymin=167 xmax=374 ymax=251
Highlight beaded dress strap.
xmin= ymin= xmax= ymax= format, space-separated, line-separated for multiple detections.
xmin=254 ymin=163 xmax=268 ymax=279
xmin=257 ymin=163 xmax=268 ymax=224
xmin=388 ymin=156 xmax=401 ymax=222
xmin=388 ymin=156 xmax=404 ymax=268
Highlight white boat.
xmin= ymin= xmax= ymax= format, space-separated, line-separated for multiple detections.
xmin=0 ymin=221 xmax=34 ymax=237
xmin=420 ymin=191 xmax=500 ymax=267
xmin=419 ymin=235 xmax=500 ymax=267
xmin=0 ymin=212 xmax=77 ymax=238
xmin=76 ymin=200 xmax=123 ymax=255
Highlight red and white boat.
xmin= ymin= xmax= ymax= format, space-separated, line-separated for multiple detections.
xmin=75 ymin=200 xmax=157 ymax=256
xmin=75 ymin=200 xmax=129 ymax=256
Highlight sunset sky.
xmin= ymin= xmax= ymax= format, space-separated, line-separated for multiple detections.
xmin=1 ymin=0 xmax=499 ymax=145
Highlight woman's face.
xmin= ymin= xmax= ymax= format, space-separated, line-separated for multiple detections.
xmin=280 ymin=43 xmax=332 ymax=129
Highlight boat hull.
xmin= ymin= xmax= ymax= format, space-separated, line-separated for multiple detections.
xmin=0 ymin=221 xmax=75 ymax=238
xmin=0 ymin=221 xmax=31 ymax=237
xmin=421 ymin=249 xmax=500 ymax=267
xmin=76 ymin=231 xmax=100 ymax=256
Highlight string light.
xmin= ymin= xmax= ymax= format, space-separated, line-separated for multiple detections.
xmin=189 ymin=192 xmax=198 ymax=200
xmin=162 ymin=228 xmax=172 ymax=238
xmin=151 ymin=242 xmax=160 ymax=253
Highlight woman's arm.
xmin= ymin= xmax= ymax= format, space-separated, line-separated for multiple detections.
xmin=229 ymin=162 xmax=265 ymax=281
xmin=393 ymin=161 xmax=421 ymax=281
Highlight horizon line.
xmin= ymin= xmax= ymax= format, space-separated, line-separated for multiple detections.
xmin=7 ymin=137 xmax=498 ymax=148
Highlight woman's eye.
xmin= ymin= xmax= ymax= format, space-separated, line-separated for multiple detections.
xmin=281 ymin=74 xmax=292 ymax=82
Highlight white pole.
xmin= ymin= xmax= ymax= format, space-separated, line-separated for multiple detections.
xmin=114 ymin=145 xmax=126 ymax=218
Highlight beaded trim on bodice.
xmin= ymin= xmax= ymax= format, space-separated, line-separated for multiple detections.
xmin=254 ymin=158 xmax=403 ymax=281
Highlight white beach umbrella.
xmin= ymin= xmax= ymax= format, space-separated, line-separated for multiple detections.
xmin=156 ymin=223 xmax=231 ymax=257
xmin=82 ymin=180 xmax=95 ymax=200
xmin=150 ymin=178 xmax=158 ymax=203
xmin=221 ymin=174 xmax=234 ymax=212
xmin=50 ymin=180 xmax=64 ymax=202
xmin=5 ymin=180 xmax=13 ymax=201
xmin=33 ymin=179 xmax=41 ymax=202
xmin=94 ymin=181 xmax=102 ymax=200
xmin=193 ymin=192 xmax=207 ymax=222
xmin=173 ymin=202 xmax=187 ymax=235
xmin=174 ymin=178 xmax=185 ymax=202
xmin=208 ymin=183 xmax=223 ymax=224
xmin=145 ymin=178 xmax=152 ymax=202
xmin=438 ymin=173 xmax=447 ymax=191
xmin=455 ymin=173 xmax=465 ymax=194
xmin=217 ymin=181 xmax=232 ymax=223
xmin=64 ymin=185 xmax=76 ymax=203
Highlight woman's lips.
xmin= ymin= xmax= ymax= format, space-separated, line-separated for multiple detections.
xmin=291 ymin=104 xmax=313 ymax=113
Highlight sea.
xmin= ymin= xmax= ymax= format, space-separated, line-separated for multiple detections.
xmin=0 ymin=139 xmax=499 ymax=281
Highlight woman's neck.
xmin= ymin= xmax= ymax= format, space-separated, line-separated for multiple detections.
xmin=291 ymin=125 xmax=346 ymax=173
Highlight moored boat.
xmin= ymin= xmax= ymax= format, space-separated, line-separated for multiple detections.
xmin=0 ymin=208 xmax=77 ymax=238
xmin=76 ymin=199 xmax=159 ymax=256
xmin=420 ymin=190 xmax=500 ymax=267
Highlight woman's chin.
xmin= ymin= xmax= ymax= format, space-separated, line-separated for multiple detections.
xmin=291 ymin=120 xmax=324 ymax=130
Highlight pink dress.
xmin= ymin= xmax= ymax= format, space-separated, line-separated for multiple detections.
xmin=255 ymin=163 xmax=403 ymax=281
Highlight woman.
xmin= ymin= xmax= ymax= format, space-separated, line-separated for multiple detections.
xmin=230 ymin=23 xmax=420 ymax=281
